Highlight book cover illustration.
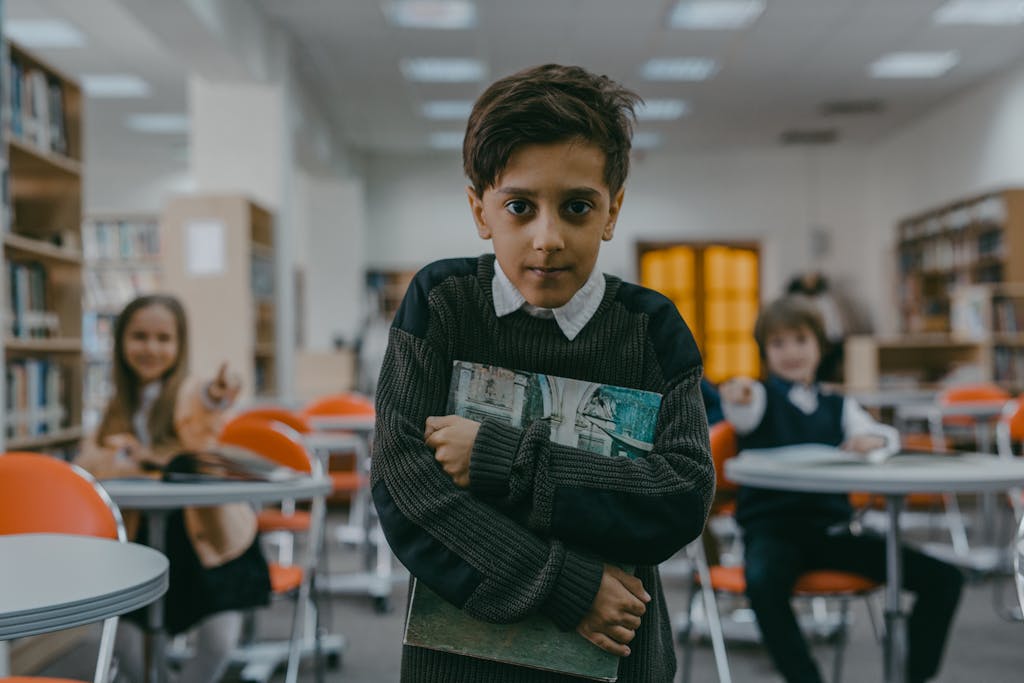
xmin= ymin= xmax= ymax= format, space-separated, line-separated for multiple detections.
xmin=404 ymin=361 xmax=662 ymax=681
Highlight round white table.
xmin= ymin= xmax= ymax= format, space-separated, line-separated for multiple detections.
xmin=726 ymin=450 xmax=1024 ymax=683
xmin=100 ymin=476 xmax=331 ymax=683
xmin=0 ymin=533 xmax=168 ymax=640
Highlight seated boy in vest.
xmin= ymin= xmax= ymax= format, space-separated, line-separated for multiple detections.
xmin=720 ymin=296 xmax=963 ymax=683
xmin=370 ymin=64 xmax=715 ymax=682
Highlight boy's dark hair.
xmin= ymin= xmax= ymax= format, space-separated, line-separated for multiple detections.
xmin=753 ymin=296 xmax=829 ymax=359
xmin=463 ymin=64 xmax=641 ymax=197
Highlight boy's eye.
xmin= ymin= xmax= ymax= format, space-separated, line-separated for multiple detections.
xmin=505 ymin=200 xmax=531 ymax=216
xmin=564 ymin=200 xmax=593 ymax=216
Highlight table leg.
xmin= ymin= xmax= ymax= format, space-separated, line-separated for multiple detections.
xmin=145 ymin=512 xmax=168 ymax=683
xmin=884 ymin=495 xmax=906 ymax=683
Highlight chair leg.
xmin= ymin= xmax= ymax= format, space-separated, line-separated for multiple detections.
xmin=686 ymin=541 xmax=732 ymax=683
xmin=831 ymin=599 xmax=850 ymax=683
xmin=679 ymin=563 xmax=700 ymax=683
xmin=94 ymin=616 xmax=118 ymax=683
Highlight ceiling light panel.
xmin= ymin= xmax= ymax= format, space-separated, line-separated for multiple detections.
xmin=421 ymin=100 xmax=474 ymax=119
xmin=401 ymin=58 xmax=486 ymax=82
xmin=641 ymin=58 xmax=719 ymax=81
xmin=385 ymin=0 xmax=477 ymax=29
xmin=636 ymin=99 xmax=690 ymax=120
xmin=125 ymin=113 xmax=189 ymax=134
xmin=4 ymin=19 xmax=86 ymax=48
xmin=668 ymin=1 xmax=766 ymax=30
xmin=933 ymin=0 xmax=1024 ymax=25
xmin=81 ymin=74 xmax=151 ymax=98
xmin=870 ymin=52 xmax=960 ymax=79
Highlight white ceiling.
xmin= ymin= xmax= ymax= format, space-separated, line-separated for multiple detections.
xmin=7 ymin=0 xmax=1024 ymax=159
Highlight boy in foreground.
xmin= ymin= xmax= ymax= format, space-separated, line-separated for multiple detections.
xmin=370 ymin=64 xmax=715 ymax=681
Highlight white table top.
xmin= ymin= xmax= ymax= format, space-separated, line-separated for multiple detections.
xmin=0 ymin=533 xmax=168 ymax=640
xmin=100 ymin=476 xmax=332 ymax=509
xmin=726 ymin=449 xmax=1024 ymax=495
xmin=846 ymin=388 xmax=937 ymax=409
xmin=306 ymin=415 xmax=375 ymax=433
xmin=895 ymin=400 xmax=1009 ymax=421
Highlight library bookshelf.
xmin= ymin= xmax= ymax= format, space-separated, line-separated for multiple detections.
xmin=159 ymin=195 xmax=277 ymax=399
xmin=878 ymin=188 xmax=1024 ymax=394
xmin=81 ymin=213 xmax=161 ymax=430
xmin=1 ymin=39 xmax=84 ymax=455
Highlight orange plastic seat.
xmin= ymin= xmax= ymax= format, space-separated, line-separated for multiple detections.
xmin=230 ymin=407 xmax=312 ymax=434
xmin=302 ymin=392 xmax=375 ymax=418
xmin=269 ymin=564 xmax=304 ymax=594
xmin=330 ymin=471 xmax=367 ymax=493
xmin=257 ymin=509 xmax=312 ymax=533
xmin=705 ymin=565 xmax=880 ymax=596
xmin=938 ymin=383 xmax=1011 ymax=430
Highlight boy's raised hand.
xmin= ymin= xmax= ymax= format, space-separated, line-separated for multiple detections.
xmin=208 ymin=361 xmax=242 ymax=405
xmin=720 ymin=376 xmax=756 ymax=405
xmin=424 ymin=415 xmax=481 ymax=488
xmin=576 ymin=564 xmax=650 ymax=657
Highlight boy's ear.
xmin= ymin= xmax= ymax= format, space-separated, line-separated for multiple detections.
xmin=602 ymin=187 xmax=625 ymax=241
xmin=466 ymin=186 xmax=491 ymax=239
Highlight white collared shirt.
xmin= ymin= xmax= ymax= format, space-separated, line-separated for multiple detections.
xmin=132 ymin=381 xmax=162 ymax=447
xmin=492 ymin=260 xmax=606 ymax=341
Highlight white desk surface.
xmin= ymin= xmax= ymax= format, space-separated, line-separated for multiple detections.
xmin=100 ymin=476 xmax=332 ymax=509
xmin=306 ymin=415 xmax=375 ymax=433
xmin=0 ymin=534 xmax=168 ymax=640
xmin=846 ymin=388 xmax=937 ymax=409
xmin=895 ymin=400 xmax=1009 ymax=421
xmin=726 ymin=450 xmax=1024 ymax=495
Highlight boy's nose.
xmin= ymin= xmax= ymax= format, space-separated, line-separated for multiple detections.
xmin=532 ymin=215 xmax=565 ymax=252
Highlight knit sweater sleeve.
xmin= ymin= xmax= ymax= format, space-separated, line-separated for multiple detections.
xmin=370 ymin=272 xmax=604 ymax=631
xmin=469 ymin=292 xmax=715 ymax=567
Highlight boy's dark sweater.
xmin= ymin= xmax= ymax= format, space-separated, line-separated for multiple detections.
xmin=736 ymin=376 xmax=853 ymax=532
xmin=371 ymin=254 xmax=715 ymax=682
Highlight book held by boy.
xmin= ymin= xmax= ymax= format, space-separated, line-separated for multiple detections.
xmin=403 ymin=360 xmax=662 ymax=681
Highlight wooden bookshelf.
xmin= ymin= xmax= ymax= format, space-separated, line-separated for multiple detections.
xmin=1 ymin=40 xmax=84 ymax=454
xmin=81 ymin=213 xmax=161 ymax=430
xmin=159 ymin=195 xmax=277 ymax=399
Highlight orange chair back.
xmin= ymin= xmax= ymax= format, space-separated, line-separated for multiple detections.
xmin=230 ymin=407 xmax=312 ymax=434
xmin=219 ymin=418 xmax=312 ymax=473
xmin=939 ymin=383 xmax=1011 ymax=405
xmin=1005 ymin=399 xmax=1024 ymax=443
xmin=0 ymin=452 xmax=120 ymax=539
xmin=302 ymin=392 xmax=375 ymax=418
xmin=709 ymin=421 xmax=739 ymax=493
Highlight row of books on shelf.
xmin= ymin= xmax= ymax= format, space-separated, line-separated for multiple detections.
xmin=6 ymin=260 xmax=59 ymax=338
xmin=3 ymin=51 xmax=69 ymax=157
xmin=899 ymin=196 xmax=1006 ymax=240
xmin=993 ymin=347 xmax=1024 ymax=388
xmin=84 ymin=269 xmax=160 ymax=311
xmin=4 ymin=358 xmax=66 ymax=439
xmin=83 ymin=310 xmax=114 ymax=357
xmin=250 ymin=253 xmax=275 ymax=299
xmin=899 ymin=231 xmax=1004 ymax=272
xmin=993 ymin=298 xmax=1024 ymax=334
xmin=82 ymin=219 xmax=160 ymax=262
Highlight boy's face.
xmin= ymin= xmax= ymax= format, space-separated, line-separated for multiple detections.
xmin=467 ymin=140 xmax=624 ymax=309
xmin=764 ymin=325 xmax=820 ymax=385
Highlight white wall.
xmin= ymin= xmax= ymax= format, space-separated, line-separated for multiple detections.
xmin=85 ymin=159 xmax=194 ymax=214
xmin=364 ymin=147 xmax=873 ymax=309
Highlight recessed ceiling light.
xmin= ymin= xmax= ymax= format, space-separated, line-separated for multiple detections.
xmin=401 ymin=58 xmax=486 ymax=82
xmin=869 ymin=52 xmax=960 ymax=79
xmin=668 ymin=1 xmax=766 ymax=30
xmin=429 ymin=132 xmax=465 ymax=149
xmin=640 ymin=58 xmax=719 ymax=81
xmin=81 ymin=74 xmax=151 ymax=98
xmin=933 ymin=0 xmax=1024 ymax=25
xmin=125 ymin=113 xmax=189 ymax=134
xmin=632 ymin=132 xmax=663 ymax=150
xmin=421 ymin=100 xmax=474 ymax=120
xmin=4 ymin=19 xmax=86 ymax=48
xmin=385 ymin=0 xmax=477 ymax=29
xmin=636 ymin=99 xmax=689 ymax=120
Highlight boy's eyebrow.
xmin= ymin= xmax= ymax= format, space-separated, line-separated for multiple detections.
xmin=495 ymin=186 xmax=603 ymax=199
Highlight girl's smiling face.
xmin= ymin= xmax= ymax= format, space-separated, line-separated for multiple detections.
xmin=122 ymin=304 xmax=180 ymax=383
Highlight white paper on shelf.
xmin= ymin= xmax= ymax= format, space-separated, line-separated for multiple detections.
xmin=185 ymin=219 xmax=226 ymax=276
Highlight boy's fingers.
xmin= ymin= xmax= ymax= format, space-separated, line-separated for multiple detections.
xmin=579 ymin=630 xmax=630 ymax=657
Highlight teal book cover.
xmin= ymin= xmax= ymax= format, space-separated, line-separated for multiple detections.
xmin=403 ymin=361 xmax=662 ymax=680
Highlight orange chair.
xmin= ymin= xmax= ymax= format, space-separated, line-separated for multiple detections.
xmin=931 ymin=382 xmax=1011 ymax=451
xmin=227 ymin=409 xmax=315 ymax=564
xmin=0 ymin=452 xmax=126 ymax=683
xmin=679 ymin=425 xmax=882 ymax=683
xmin=997 ymin=399 xmax=1024 ymax=518
xmin=301 ymin=393 xmax=372 ymax=524
xmin=218 ymin=418 xmax=339 ymax=683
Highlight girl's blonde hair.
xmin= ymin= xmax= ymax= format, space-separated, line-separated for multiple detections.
xmin=97 ymin=294 xmax=189 ymax=448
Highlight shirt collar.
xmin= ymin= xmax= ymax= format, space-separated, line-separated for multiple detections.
xmin=768 ymin=374 xmax=819 ymax=415
xmin=492 ymin=260 xmax=606 ymax=341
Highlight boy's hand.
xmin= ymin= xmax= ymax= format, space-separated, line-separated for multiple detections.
xmin=720 ymin=377 xmax=756 ymax=405
xmin=841 ymin=434 xmax=886 ymax=454
xmin=208 ymin=361 xmax=242 ymax=405
xmin=424 ymin=415 xmax=481 ymax=488
xmin=576 ymin=564 xmax=650 ymax=657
